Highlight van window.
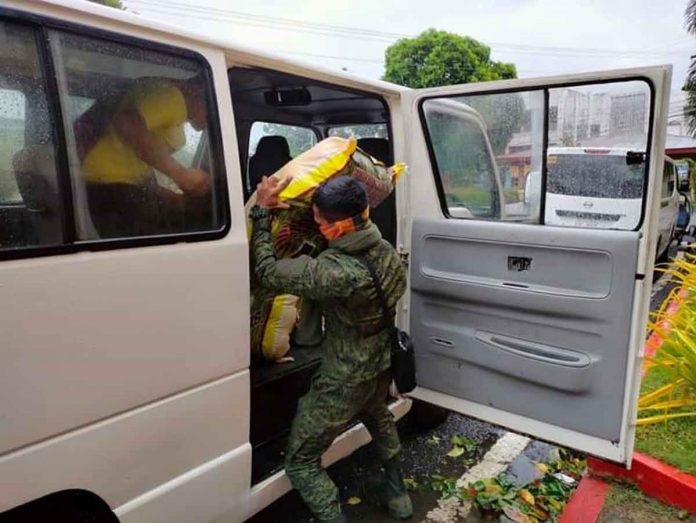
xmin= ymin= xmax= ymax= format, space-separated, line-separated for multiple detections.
xmin=249 ymin=122 xmax=316 ymax=157
xmin=328 ymin=124 xmax=388 ymax=140
xmin=0 ymin=21 xmax=64 ymax=249
xmin=49 ymin=30 xmax=225 ymax=240
xmin=662 ymin=161 xmax=675 ymax=199
xmin=422 ymin=80 xmax=652 ymax=230
xmin=544 ymin=81 xmax=650 ymax=230
xmin=246 ymin=122 xmax=316 ymax=194
xmin=422 ymin=90 xmax=545 ymax=221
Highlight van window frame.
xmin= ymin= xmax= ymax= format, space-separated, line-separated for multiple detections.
xmin=0 ymin=7 xmax=230 ymax=261
xmin=417 ymin=77 xmax=656 ymax=232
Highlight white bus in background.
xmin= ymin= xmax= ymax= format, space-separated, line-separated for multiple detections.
xmin=525 ymin=147 xmax=678 ymax=259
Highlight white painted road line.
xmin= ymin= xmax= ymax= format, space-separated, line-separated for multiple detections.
xmin=424 ymin=432 xmax=531 ymax=523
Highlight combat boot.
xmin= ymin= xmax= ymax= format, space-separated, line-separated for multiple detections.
xmin=366 ymin=454 xmax=413 ymax=520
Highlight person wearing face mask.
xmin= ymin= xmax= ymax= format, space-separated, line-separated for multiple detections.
xmin=249 ymin=175 xmax=412 ymax=523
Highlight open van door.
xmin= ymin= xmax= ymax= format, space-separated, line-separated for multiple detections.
xmin=401 ymin=66 xmax=671 ymax=465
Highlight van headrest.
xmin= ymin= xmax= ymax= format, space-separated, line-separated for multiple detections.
xmin=357 ymin=138 xmax=391 ymax=164
xmin=12 ymin=145 xmax=59 ymax=211
xmin=248 ymin=135 xmax=292 ymax=190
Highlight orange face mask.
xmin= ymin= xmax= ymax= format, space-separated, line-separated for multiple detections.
xmin=319 ymin=207 xmax=370 ymax=241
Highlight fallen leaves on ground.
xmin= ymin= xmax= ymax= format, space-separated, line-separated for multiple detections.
xmin=454 ymin=450 xmax=587 ymax=522
xmin=447 ymin=446 xmax=465 ymax=458
xmin=403 ymin=477 xmax=418 ymax=491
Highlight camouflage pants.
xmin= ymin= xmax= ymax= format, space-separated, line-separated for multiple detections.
xmin=285 ymin=370 xmax=401 ymax=521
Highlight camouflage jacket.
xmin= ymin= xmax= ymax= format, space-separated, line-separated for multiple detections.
xmin=251 ymin=215 xmax=407 ymax=384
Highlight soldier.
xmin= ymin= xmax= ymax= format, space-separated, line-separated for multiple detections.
xmin=249 ymin=175 xmax=412 ymax=522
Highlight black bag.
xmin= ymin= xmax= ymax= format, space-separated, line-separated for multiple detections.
xmin=356 ymin=255 xmax=416 ymax=394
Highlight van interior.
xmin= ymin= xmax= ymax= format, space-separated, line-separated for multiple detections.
xmin=228 ymin=66 xmax=396 ymax=483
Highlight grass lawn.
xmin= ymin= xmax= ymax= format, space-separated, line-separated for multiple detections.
xmin=599 ymin=482 xmax=693 ymax=522
xmin=635 ymin=365 xmax=696 ymax=475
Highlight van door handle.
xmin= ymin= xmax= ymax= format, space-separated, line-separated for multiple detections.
xmin=475 ymin=331 xmax=590 ymax=368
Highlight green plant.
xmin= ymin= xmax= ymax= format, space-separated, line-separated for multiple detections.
xmin=638 ymin=256 xmax=696 ymax=425
xmin=635 ymin=364 xmax=696 ymax=474
xmin=447 ymin=186 xmax=492 ymax=207
xmin=505 ymin=187 xmax=523 ymax=203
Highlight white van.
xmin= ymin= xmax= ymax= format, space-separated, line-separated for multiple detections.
xmin=0 ymin=1 xmax=672 ymax=521
xmin=658 ymin=156 xmax=679 ymax=260
xmin=525 ymin=149 xmax=678 ymax=259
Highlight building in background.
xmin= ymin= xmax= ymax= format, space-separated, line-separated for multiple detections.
xmin=499 ymin=87 xmax=652 ymax=190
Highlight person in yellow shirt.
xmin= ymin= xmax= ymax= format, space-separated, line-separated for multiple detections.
xmin=77 ymin=76 xmax=211 ymax=237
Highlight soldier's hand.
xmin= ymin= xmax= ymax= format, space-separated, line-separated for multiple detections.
xmin=257 ymin=176 xmax=291 ymax=209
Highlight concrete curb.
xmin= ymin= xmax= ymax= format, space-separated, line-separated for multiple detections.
xmin=588 ymin=452 xmax=696 ymax=515
xmin=559 ymin=475 xmax=610 ymax=523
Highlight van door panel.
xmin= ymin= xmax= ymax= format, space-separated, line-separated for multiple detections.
xmin=411 ymin=218 xmax=638 ymax=440
xmin=403 ymin=66 xmax=671 ymax=463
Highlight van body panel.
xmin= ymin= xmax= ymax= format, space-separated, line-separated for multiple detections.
xmin=1 ymin=372 xmax=249 ymax=511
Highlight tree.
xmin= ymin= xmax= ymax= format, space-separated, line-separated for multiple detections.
xmin=465 ymin=94 xmax=525 ymax=155
xmin=383 ymin=30 xmax=523 ymax=160
xmin=686 ymin=1 xmax=696 ymax=135
xmin=87 ymin=0 xmax=124 ymax=9
xmin=383 ymin=29 xmax=517 ymax=88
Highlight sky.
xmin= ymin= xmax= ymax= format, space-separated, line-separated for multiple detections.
xmin=119 ymin=0 xmax=694 ymax=120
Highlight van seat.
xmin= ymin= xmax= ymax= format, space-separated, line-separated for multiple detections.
xmin=356 ymin=138 xmax=396 ymax=245
xmin=12 ymin=145 xmax=60 ymax=212
xmin=9 ymin=146 xmax=63 ymax=246
xmin=357 ymin=137 xmax=392 ymax=164
xmin=248 ymin=136 xmax=292 ymax=191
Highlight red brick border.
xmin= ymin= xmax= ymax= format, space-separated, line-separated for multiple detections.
xmin=588 ymin=452 xmax=696 ymax=514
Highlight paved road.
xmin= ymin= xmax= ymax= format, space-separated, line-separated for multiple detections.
xmin=249 ymin=413 xmax=504 ymax=523
xmin=250 ymin=244 xmax=681 ymax=523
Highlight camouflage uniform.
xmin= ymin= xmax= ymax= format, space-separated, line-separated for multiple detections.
xmin=252 ymin=215 xmax=407 ymax=521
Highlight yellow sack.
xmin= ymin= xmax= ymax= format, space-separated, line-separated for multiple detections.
xmin=276 ymin=136 xmax=357 ymax=202
xmin=256 ymin=293 xmax=299 ymax=361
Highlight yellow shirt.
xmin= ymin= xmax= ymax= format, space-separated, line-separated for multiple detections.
xmin=82 ymin=83 xmax=188 ymax=185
